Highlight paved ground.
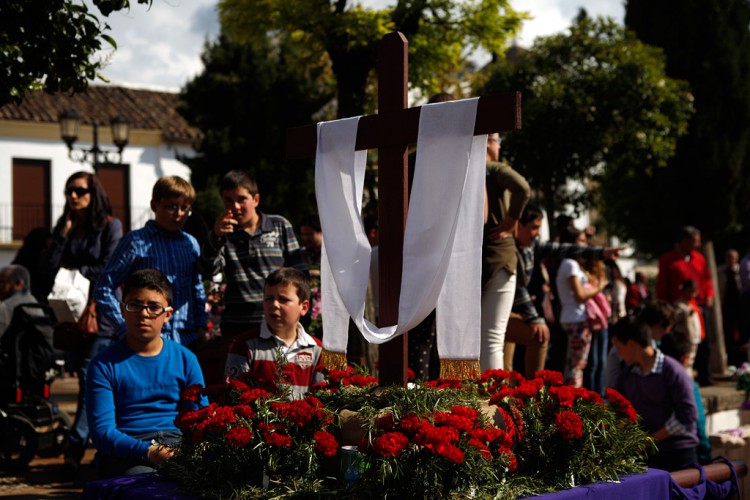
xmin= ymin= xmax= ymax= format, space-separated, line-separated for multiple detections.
xmin=0 ymin=376 xmax=96 ymax=498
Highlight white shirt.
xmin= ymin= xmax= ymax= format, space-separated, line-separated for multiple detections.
xmin=556 ymin=258 xmax=588 ymax=324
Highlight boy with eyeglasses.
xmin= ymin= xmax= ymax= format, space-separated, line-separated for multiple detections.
xmin=94 ymin=176 xmax=208 ymax=347
xmin=87 ymin=269 xmax=206 ymax=478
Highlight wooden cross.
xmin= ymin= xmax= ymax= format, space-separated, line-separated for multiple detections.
xmin=285 ymin=32 xmax=521 ymax=386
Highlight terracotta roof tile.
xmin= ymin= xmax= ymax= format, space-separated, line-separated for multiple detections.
xmin=0 ymin=85 xmax=199 ymax=143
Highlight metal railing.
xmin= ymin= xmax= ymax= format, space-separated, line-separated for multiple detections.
xmin=0 ymin=203 xmax=153 ymax=243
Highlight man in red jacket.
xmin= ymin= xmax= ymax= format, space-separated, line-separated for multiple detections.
xmin=656 ymin=226 xmax=715 ymax=385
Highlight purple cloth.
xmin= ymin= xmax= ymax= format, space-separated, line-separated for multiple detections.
xmin=533 ymin=468 xmax=671 ymax=499
xmin=669 ymin=460 xmax=740 ymax=500
xmin=83 ymin=466 xmax=739 ymax=499
xmin=82 ymin=473 xmax=192 ymax=499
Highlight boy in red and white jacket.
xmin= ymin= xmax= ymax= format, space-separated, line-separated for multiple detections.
xmin=225 ymin=267 xmax=324 ymax=400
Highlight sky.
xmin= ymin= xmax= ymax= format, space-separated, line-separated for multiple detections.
xmin=96 ymin=0 xmax=624 ymax=91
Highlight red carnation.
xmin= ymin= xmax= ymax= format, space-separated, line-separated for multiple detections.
xmin=258 ymin=422 xmax=292 ymax=447
xmin=449 ymin=405 xmax=479 ymax=423
xmin=180 ymin=384 xmax=204 ymax=404
xmin=372 ymin=432 xmax=410 ymax=457
xmin=434 ymin=442 xmax=465 ymax=464
xmin=342 ymin=374 xmax=378 ymax=387
xmin=314 ymin=430 xmax=339 ymax=457
xmin=398 ymin=414 xmax=423 ymax=434
xmin=376 ymin=413 xmax=396 ymax=430
xmin=434 ymin=412 xmax=473 ymax=432
xmin=606 ymin=388 xmax=639 ymax=424
xmin=535 ymin=370 xmax=564 ymax=386
xmin=238 ymin=387 xmax=270 ymax=404
xmin=175 ymin=404 xmax=213 ymax=432
xmin=204 ymin=406 xmax=237 ymax=431
xmin=227 ymin=379 xmax=250 ymax=394
xmin=226 ymin=426 xmax=253 ymax=447
xmin=425 ymin=378 xmax=463 ymax=389
xmin=549 ymin=386 xmax=576 ymax=408
xmin=233 ymin=405 xmax=255 ymax=419
xmin=469 ymin=439 xmax=492 ymax=460
xmin=554 ymin=411 xmax=584 ymax=440
xmin=512 ymin=379 xmax=543 ymax=400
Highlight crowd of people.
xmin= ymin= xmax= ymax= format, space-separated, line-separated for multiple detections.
xmin=0 ymin=130 xmax=741 ymax=478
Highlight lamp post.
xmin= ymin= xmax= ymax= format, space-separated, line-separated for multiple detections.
xmin=59 ymin=109 xmax=131 ymax=167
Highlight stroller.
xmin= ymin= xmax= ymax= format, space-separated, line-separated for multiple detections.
xmin=0 ymin=302 xmax=71 ymax=469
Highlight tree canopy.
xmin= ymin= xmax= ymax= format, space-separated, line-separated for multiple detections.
xmin=218 ymin=0 xmax=527 ymax=118
xmin=624 ymin=0 xmax=750 ymax=254
xmin=480 ymin=15 xmax=694 ymax=250
xmin=178 ymin=34 xmax=333 ymax=226
xmin=0 ymin=0 xmax=151 ymax=106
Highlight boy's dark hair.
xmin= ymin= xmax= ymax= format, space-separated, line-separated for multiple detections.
xmin=300 ymin=213 xmax=321 ymax=232
xmin=123 ymin=269 xmax=173 ymax=305
xmin=428 ymin=92 xmax=455 ymax=103
xmin=519 ymin=203 xmax=544 ymax=226
xmin=152 ymin=176 xmax=196 ymax=204
xmin=220 ymin=170 xmax=258 ymax=196
xmin=637 ymin=300 xmax=676 ymax=330
xmin=265 ymin=268 xmax=310 ymax=303
xmin=659 ymin=331 xmax=692 ymax=362
xmin=559 ymin=225 xmax=582 ymax=244
xmin=611 ymin=316 xmax=652 ymax=347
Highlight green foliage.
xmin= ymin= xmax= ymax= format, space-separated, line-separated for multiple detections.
xmin=624 ymin=0 xmax=750 ymax=254
xmin=218 ymin=0 xmax=527 ymax=117
xmin=479 ymin=15 xmax=693 ymax=243
xmin=0 ymin=0 xmax=151 ymax=106
xmin=178 ymin=34 xmax=333 ymax=227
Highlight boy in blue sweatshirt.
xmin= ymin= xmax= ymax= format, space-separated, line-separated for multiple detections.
xmin=87 ymin=269 xmax=206 ymax=478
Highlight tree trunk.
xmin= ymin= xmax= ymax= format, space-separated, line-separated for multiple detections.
xmin=704 ymin=240 xmax=728 ymax=376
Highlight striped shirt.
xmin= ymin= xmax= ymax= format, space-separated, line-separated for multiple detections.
xmin=200 ymin=212 xmax=307 ymax=332
xmin=94 ymin=220 xmax=208 ymax=345
xmin=225 ymin=322 xmax=324 ymax=400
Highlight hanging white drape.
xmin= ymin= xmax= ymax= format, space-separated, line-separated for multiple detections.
xmin=315 ymin=98 xmax=486 ymax=363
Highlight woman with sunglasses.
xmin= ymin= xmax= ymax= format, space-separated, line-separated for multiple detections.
xmin=39 ymin=170 xmax=123 ymax=476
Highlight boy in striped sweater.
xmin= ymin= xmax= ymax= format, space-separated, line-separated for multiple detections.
xmin=225 ymin=267 xmax=324 ymax=399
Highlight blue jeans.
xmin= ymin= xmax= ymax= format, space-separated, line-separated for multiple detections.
xmin=96 ymin=430 xmax=182 ymax=479
xmin=65 ymin=335 xmax=116 ymax=462
xmin=585 ymin=328 xmax=608 ymax=396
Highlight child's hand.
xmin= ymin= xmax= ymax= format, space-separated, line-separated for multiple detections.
xmin=214 ymin=211 xmax=238 ymax=239
xmin=147 ymin=443 xmax=175 ymax=464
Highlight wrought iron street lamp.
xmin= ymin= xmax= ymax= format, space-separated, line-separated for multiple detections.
xmin=59 ymin=109 xmax=131 ymax=166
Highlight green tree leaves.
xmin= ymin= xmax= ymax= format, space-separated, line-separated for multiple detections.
xmin=480 ymin=15 xmax=693 ymax=246
xmin=0 ymin=0 xmax=151 ymax=105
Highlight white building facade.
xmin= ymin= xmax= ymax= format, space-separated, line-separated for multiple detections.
xmin=0 ymin=86 xmax=198 ymax=267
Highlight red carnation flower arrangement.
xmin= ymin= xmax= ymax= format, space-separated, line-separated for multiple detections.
xmin=483 ymin=369 xmax=649 ymax=488
xmin=166 ymin=373 xmax=339 ymax=495
xmin=358 ymin=404 xmax=517 ymax=497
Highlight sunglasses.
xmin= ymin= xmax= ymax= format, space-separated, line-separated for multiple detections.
xmin=66 ymin=187 xmax=90 ymax=197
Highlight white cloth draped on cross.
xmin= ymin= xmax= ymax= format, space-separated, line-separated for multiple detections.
xmin=315 ymin=99 xmax=486 ymax=377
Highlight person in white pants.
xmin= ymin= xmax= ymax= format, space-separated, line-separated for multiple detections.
xmin=479 ymin=133 xmax=531 ymax=371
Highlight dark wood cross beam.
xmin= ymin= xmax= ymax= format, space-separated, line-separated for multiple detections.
xmin=285 ymin=32 xmax=521 ymax=386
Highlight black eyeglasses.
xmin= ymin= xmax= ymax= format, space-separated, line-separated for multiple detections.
xmin=66 ymin=187 xmax=90 ymax=197
xmin=121 ymin=301 xmax=173 ymax=316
